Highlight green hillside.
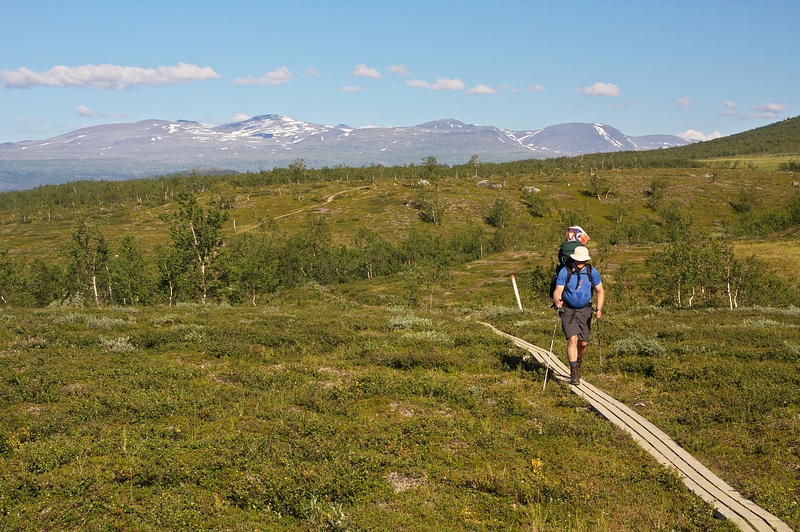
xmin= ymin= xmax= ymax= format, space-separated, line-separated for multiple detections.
xmin=0 ymin=117 xmax=798 ymax=530
xmin=669 ymin=115 xmax=800 ymax=157
xmin=497 ymin=115 xmax=800 ymax=172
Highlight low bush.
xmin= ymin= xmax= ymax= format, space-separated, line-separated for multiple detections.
xmin=613 ymin=333 xmax=666 ymax=357
xmin=387 ymin=314 xmax=432 ymax=330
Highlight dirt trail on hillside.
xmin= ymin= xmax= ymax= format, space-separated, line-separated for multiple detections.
xmin=233 ymin=185 xmax=372 ymax=234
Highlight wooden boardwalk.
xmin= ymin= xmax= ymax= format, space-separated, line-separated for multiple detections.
xmin=482 ymin=322 xmax=791 ymax=532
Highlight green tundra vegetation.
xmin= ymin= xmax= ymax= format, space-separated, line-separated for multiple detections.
xmin=0 ymin=116 xmax=798 ymax=530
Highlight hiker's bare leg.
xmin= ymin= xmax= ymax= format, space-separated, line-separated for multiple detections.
xmin=566 ymin=335 xmax=579 ymax=363
xmin=577 ymin=341 xmax=589 ymax=359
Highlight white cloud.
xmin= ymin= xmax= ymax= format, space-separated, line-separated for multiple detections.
xmin=497 ymin=84 xmax=519 ymax=94
xmin=76 ymin=105 xmax=101 ymax=117
xmin=405 ymin=79 xmax=428 ymax=89
xmin=741 ymin=102 xmax=787 ymax=120
xmin=389 ymin=64 xmax=409 ymax=76
xmin=354 ymin=64 xmax=382 ymax=79
xmin=233 ymin=66 xmax=294 ymax=86
xmin=405 ymin=77 xmax=465 ymax=90
xmin=720 ymin=101 xmax=738 ymax=116
xmin=752 ymin=102 xmax=786 ymax=113
xmin=340 ymin=85 xmax=363 ymax=92
xmin=678 ymin=129 xmax=723 ymax=141
xmin=582 ymin=82 xmax=620 ymax=96
xmin=1 ymin=63 xmax=220 ymax=89
xmin=232 ymin=114 xmax=251 ymax=122
xmin=467 ymin=83 xmax=497 ymax=95
xmin=677 ymin=97 xmax=693 ymax=107
xmin=529 ymin=84 xmax=545 ymax=92
xmin=305 ymin=68 xmax=320 ymax=77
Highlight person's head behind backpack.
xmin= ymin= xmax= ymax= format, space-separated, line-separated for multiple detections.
xmin=565 ymin=226 xmax=590 ymax=246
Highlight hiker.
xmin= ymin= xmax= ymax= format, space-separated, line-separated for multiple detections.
xmin=548 ymin=225 xmax=591 ymax=306
xmin=552 ymin=245 xmax=604 ymax=385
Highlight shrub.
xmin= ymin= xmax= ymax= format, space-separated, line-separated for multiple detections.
xmin=304 ymin=495 xmax=353 ymax=531
xmin=778 ymin=159 xmax=800 ymax=171
xmin=388 ymin=315 xmax=432 ymax=330
xmin=57 ymin=313 xmax=133 ymax=329
xmin=522 ymin=189 xmax=548 ymax=218
xmin=371 ymin=347 xmax=458 ymax=370
xmin=47 ymin=291 xmax=86 ymax=308
xmin=485 ymin=198 xmax=511 ymax=228
xmin=613 ymin=334 xmax=666 ymax=357
xmin=481 ymin=305 xmax=523 ymax=320
xmin=399 ymin=330 xmax=454 ymax=345
xmin=99 ymin=336 xmax=136 ymax=353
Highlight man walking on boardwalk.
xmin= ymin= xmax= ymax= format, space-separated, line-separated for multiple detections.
xmin=552 ymin=246 xmax=605 ymax=385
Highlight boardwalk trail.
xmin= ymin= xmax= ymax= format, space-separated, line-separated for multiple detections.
xmin=481 ymin=322 xmax=791 ymax=532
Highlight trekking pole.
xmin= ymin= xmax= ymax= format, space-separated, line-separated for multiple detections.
xmin=543 ymin=308 xmax=559 ymax=391
xmin=595 ymin=309 xmax=603 ymax=374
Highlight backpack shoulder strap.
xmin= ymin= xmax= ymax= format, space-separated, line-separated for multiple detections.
xmin=564 ymin=264 xmax=597 ymax=290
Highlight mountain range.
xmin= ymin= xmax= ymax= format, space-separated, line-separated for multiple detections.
xmin=0 ymin=115 xmax=695 ymax=191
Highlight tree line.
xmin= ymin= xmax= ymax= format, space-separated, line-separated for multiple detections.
xmin=1 ymin=143 xmax=798 ymax=309
xmin=1 ymin=189 xmax=796 ymax=310
xmin=0 ymin=192 xmax=500 ymax=308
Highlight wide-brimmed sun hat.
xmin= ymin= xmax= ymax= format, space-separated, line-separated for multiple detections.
xmin=570 ymin=246 xmax=592 ymax=262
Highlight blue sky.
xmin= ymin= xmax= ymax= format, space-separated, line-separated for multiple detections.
xmin=1 ymin=0 xmax=797 ymax=144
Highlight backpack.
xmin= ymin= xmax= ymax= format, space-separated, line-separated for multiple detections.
xmin=557 ymin=240 xmax=581 ymax=270
xmin=548 ymin=263 xmax=596 ymax=300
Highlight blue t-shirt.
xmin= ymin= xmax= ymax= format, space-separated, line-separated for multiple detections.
xmin=556 ymin=265 xmax=601 ymax=309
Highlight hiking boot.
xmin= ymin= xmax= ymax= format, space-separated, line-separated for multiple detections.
xmin=576 ymin=358 xmax=583 ymax=381
xmin=569 ymin=365 xmax=580 ymax=385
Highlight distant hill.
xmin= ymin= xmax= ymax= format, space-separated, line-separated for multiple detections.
xmin=2 ymin=114 xmax=796 ymax=193
xmin=663 ymin=115 xmax=800 ymax=158
xmin=0 ymin=116 xmax=692 ymax=191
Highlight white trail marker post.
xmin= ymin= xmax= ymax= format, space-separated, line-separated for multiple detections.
xmin=511 ymin=275 xmax=523 ymax=311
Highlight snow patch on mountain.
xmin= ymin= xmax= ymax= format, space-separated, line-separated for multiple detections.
xmin=0 ymin=114 xmax=695 ymax=191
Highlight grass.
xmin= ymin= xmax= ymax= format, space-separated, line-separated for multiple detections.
xmin=1 ymin=152 xmax=799 ymax=529
xmin=2 ymin=288 xmax=797 ymax=530
xmin=697 ymin=154 xmax=800 ymax=171
xmin=491 ymin=304 xmax=800 ymax=524
xmin=734 ymin=238 xmax=800 ymax=269
xmin=4 ymin=165 xmax=798 ymax=267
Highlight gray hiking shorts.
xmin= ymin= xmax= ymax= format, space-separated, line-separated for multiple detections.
xmin=560 ymin=306 xmax=593 ymax=342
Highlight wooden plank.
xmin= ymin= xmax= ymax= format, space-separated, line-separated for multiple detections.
xmin=481 ymin=323 xmax=791 ymax=532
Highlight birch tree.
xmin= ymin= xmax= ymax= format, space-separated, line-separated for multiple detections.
xmin=0 ymin=249 xmax=16 ymax=305
xmin=66 ymin=219 xmax=109 ymax=306
xmin=160 ymin=193 xmax=228 ymax=304
xmin=111 ymin=235 xmax=152 ymax=305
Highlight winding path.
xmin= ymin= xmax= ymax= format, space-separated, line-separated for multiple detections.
xmin=233 ymin=185 xmax=373 ymax=234
xmin=272 ymin=185 xmax=372 ymax=219
xmin=481 ymin=322 xmax=791 ymax=532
